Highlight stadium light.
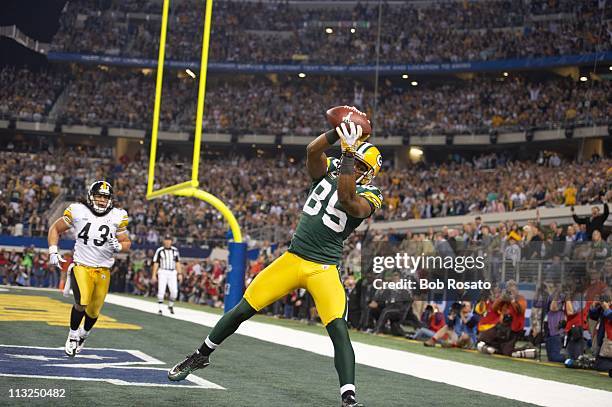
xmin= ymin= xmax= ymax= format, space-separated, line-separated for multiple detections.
xmin=579 ymin=76 xmax=588 ymax=82
xmin=402 ymin=74 xmax=409 ymax=79
xmin=502 ymin=72 xmax=509 ymax=77
xmin=609 ymin=66 xmax=612 ymax=71
xmin=325 ymin=27 xmax=333 ymax=34
xmin=411 ymin=81 xmax=418 ymax=86
xmin=185 ymin=68 xmax=196 ymax=79
xmin=298 ymin=72 xmax=306 ymax=78
xmin=408 ymin=147 xmax=423 ymax=162
xmin=350 ymin=28 xmax=356 ymax=34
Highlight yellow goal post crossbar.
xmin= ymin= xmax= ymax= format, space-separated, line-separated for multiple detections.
xmin=145 ymin=0 xmax=242 ymax=243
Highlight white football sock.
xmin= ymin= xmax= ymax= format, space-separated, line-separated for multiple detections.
xmin=340 ymin=384 xmax=355 ymax=396
xmin=204 ymin=336 xmax=219 ymax=350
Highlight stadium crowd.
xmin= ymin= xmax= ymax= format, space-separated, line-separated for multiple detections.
xmin=2 ymin=66 xmax=611 ymax=135
xmin=1 ymin=140 xmax=610 ymax=244
xmin=0 ymin=67 xmax=67 ymax=123
xmin=51 ymin=0 xmax=610 ymax=64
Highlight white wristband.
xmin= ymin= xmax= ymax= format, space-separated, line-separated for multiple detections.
xmin=49 ymin=245 xmax=58 ymax=254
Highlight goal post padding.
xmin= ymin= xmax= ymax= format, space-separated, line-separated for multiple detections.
xmin=225 ymin=241 xmax=247 ymax=312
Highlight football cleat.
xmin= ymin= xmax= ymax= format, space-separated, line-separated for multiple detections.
xmin=168 ymin=306 xmax=174 ymax=314
xmin=64 ymin=331 xmax=79 ymax=357
xmin=341 ymin=395 xmax=364 ymax=407
xmin=158 ymin=310 xmax=163 ymax=316
xmin=76 ymin=328 xmax=90 ymax=354
xmin=168 ymin=351 xmax=210 ymax=381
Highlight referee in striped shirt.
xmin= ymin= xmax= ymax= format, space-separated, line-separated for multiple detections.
xmin=152 ymin=235 xmax=181 ymax=315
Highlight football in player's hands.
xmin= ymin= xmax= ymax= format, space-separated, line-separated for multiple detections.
xmin=326 ymin=105 xmax=372 ymax=138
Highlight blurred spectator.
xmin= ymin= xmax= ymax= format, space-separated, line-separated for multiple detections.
xmin=477 ymin=280 xmax=527 ymax=356
xmin=588 ymin=290 xmax=612 ymax=371
xmin=572 ymin=201 xmax=609 ymax=240
xmin=410 ymin=304 xmax=446 ymax=341
xmin=424 ymin=301 xmax=478 ymax=348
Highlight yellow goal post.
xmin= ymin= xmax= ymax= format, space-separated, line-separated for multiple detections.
xmin=145 ymin=0 xmax=245 ymax=310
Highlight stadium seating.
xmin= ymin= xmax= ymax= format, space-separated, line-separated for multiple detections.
xmin=1 ymin=66 xmax=610 ymax=136
xmin=51 ymin=0 xmax=610 ymax=64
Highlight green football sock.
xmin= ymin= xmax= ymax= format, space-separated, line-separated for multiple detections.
xmin=326 ymin=318 xmax=355 ymax=387
xmin=199 ymin=299 xmax=257 ymax=354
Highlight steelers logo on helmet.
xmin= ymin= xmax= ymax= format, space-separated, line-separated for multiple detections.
xmin=86 ymin=180 xmax=114 ymax=216
xmin=354 ymin=142 xmax=382 ymax=185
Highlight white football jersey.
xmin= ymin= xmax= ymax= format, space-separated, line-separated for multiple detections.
xmin=63 ymin=203 xmax=129 ymax=268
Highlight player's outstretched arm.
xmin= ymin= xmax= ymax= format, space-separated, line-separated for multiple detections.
xmin=337 ymin=155 xmax=373 ymax=219
xmin=47 ymin=217 xmax=71 ymax=267
xmin=306 ymin=129 xmax=338 ymax=180
xmin=48 ymin=217 xmax=71 ymax=247
xmin=335 ymin=122 xmax=373 ymax=218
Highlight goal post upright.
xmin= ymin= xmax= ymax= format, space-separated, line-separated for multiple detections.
xmin=147 ymin=0 xmax=171 ymax=197
xmin=146 ymin=0 xmax=246 ymax=311
xmin=191 ymin=0 xmax=214 ymax=184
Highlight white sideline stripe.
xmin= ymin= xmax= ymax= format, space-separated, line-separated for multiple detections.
xmin=0 ymin=345 xmax=164 ymax=365
xmin=104 ymin=294 xmax=612 ymax=407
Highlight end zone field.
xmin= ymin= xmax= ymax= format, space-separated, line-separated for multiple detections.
xmin=0 ymin=287 xmax=610 ymax=407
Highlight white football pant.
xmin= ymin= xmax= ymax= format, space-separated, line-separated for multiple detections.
xmin=157 ymin=269 xmax=178 ymax=306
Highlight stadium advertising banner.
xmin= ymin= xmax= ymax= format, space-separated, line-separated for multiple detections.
xmin=48 ymin=51 xmax=612 ymax=75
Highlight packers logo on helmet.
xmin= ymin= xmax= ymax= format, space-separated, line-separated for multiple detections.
xmin=354 ymin=142 xmax=382 ymax=185
xmin=86 ymin=180 xmax=114 ymax=216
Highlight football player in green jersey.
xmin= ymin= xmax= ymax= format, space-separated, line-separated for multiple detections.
xmin=169 ymin=120 xmax=383 ymax=407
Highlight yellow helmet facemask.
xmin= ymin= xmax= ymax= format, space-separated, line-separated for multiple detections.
xmin=354 ymin=142 xmax=382 ymax=185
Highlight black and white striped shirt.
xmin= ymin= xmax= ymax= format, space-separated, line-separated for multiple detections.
xmin=153 ymin=246 xmax=180 ymax=270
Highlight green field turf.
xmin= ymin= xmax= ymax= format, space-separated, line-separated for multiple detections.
xmin=0 ymin=288 xmax=606 ymax=406
xmin=0 ymin=288 xmax=531 ymax=407
xmin=114 ymin=292 xmax=612 ymax=391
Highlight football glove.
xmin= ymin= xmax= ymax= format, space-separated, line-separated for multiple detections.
xmin=108 ymin=236 xmax=123 ymax=253
xmin=336 ymin=122 xmax=362 ymax=153
xmin=48 ymin=245 xmax=66 ymax=267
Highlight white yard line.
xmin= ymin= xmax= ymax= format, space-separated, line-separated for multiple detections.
xmin=103 ymin=294 xmax=612 ymax=407
xmin=3 ymin=287 xmax=611 ymax=406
